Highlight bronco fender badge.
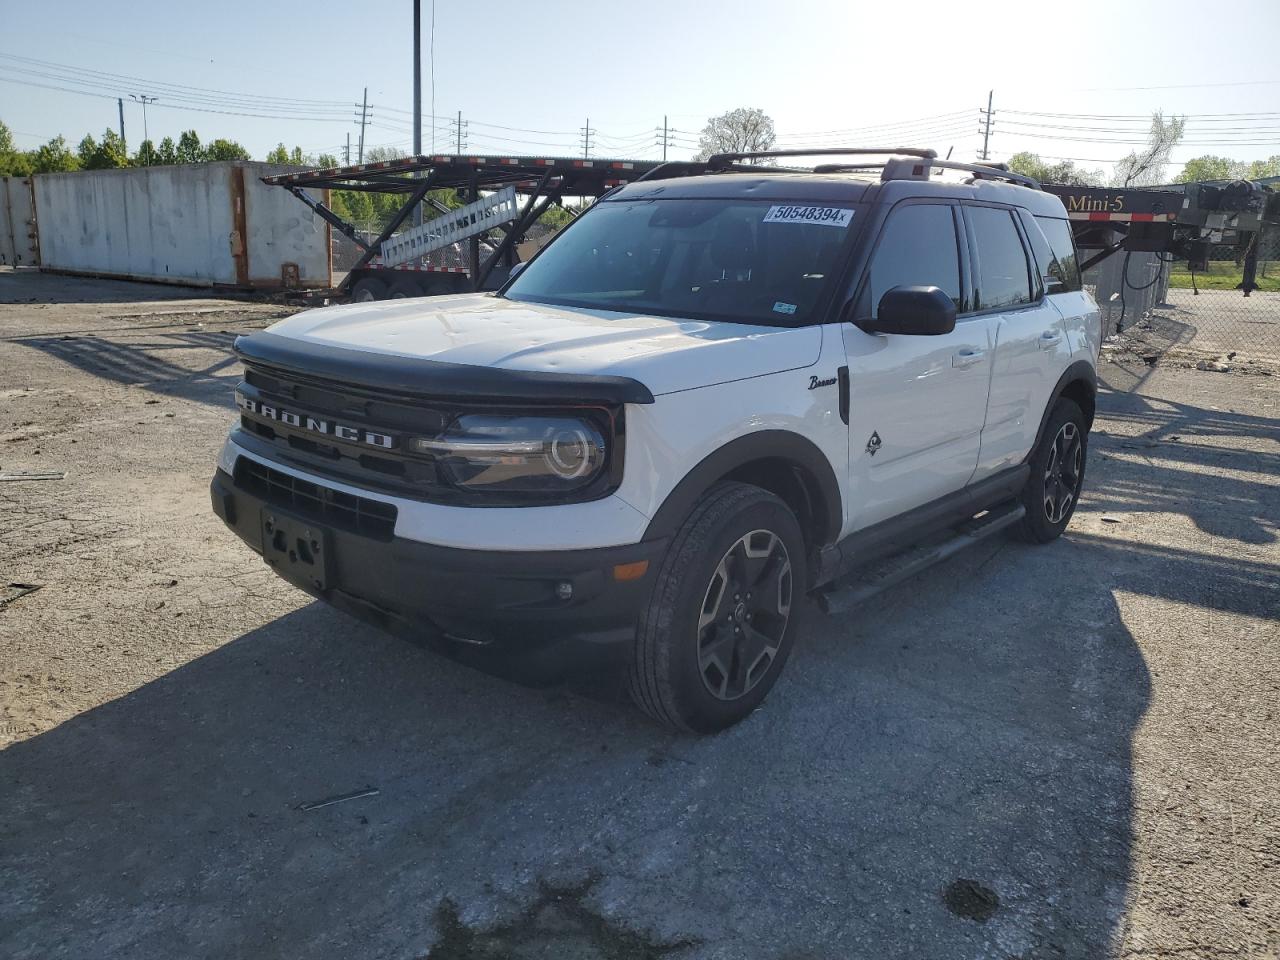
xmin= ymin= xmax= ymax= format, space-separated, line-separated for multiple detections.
xmin=808 ymin=374 xmax=838 ymax=390
xmin=866 ymin=431 xmax=882 ymax=456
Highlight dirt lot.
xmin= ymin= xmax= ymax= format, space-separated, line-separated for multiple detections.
xmin=1 ymin=267 xmax=1277 ymax=959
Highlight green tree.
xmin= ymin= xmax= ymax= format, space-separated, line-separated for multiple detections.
xmin=1245 ymin=155 xmax=1280 ymax=179
xmin=78 ymin=129 xmax=129 ymax=170
xmin=265 ymin=143 xmax=290 ymax=164
xmin=205 ymin=138 xmax=251 ymax=161
xmin=317 ymin=153 xmax=338 ymax=168
xmin=29 ymin=136 xmax=77 ymax=173
xmin=1174 ymin=155 xmax=1240 ymax=183
xmin=133 ymin=139 xmax=157 ymax=166
xmin=175 ymin=130 xmax=204 ymax=164
xmin=1007 ymin=152 xmax=1103 ymax=186
xmin=155 ymin=136 xmax=178 ymax=165
xmin=0 ymin=120 xmax=35 ymax=176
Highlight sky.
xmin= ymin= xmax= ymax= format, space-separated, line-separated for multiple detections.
xmin=2 ymin=0 xmax=1279 ymax=180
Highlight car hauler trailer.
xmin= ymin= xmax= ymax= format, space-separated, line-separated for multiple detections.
xmin=261 ymin=154 xmax=664 ymax=301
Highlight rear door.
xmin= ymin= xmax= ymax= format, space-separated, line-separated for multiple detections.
xmin=964 ymin=204 xmax=1068 ymax=480
xmin=841 ymin=200 xmax=992 ymax=531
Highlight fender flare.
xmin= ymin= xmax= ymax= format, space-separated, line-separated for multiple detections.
xmin=1030 ymin=359 xmax=1097 ymax=455
xmin=642 ymin=430 xmax=843 ymax=545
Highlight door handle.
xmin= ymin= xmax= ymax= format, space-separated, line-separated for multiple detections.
xmin=952 ymin=349 xmax=986 ymax=368
xmin=1038 ymin=331 xmax=1064 ymax=350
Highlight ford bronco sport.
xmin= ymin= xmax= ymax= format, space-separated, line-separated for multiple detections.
xmin=212 ymin=148 xmax=1099 ymax=733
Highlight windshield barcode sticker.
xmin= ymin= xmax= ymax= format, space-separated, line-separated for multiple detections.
xmin=772 ymin=302 xmax=797 ymax=315
xmin=762 ymin=205 xmax=854 ymax=228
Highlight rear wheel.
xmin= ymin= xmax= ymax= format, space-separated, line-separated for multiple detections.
xmin=629 ymin=482 xmax=805 ymax=733
xmin=387 ymin=277 xmax=424 ymax=299
xmin=1013 ymin=397 xmax=1088 ymax=543
xmin=349 ymin=277 xmax=387 ymax=302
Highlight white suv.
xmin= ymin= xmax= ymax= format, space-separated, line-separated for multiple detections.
xmin=211 ymin=149 xmax=1100 ymax=733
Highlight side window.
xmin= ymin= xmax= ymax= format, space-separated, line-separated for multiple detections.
xmin=969 ymin=206 xmax=1033 ymax=310
xmin=864 ymin=203 xmax=962 ymax=316
xmin=1034 ymin=215 xmax=1082 ymax=292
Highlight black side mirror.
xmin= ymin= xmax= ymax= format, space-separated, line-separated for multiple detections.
xmin=862 ymin=285 xmax=957 ymax=336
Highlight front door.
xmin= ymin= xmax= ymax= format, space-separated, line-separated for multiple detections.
xmin=841 ymin=201 xmax=992 ymax=533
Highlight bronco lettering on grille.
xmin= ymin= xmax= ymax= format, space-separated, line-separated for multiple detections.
xmin=236 ymin=392 xmax=396 ymax=449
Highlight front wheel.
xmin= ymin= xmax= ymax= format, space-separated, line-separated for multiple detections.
xmin=629 ymin=482 xmax=806 ymax=733
xmin=1013 ymin=397 xmax=1088 ymax=543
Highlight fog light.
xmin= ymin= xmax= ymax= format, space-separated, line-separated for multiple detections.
xmin=555 ymin=581 xmax=574 ymax=601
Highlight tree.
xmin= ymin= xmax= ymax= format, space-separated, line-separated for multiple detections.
xmin=266 ymin=143 xmax=306 ymax=165
xmin=155 ymin=136 xmax=178 ymax=165
xmin=205 ymin=138 xmax=251 ymax=161
xmin=693 ymin=107 xmax=776 ymax=161
xmin=133 ymin=139 xmax=157 ymax=166
xmin=0 ymin=120 xmax=34 ymax=176
xmin=78 ymin=129 xmax=129 ymax=170
xmin=1112 ymin=111 xmax=1185 ymax=187
xmin=317 ymin=153 xmax=338 ymax=169
xmin=29 ymin=136 xmax=77 ymax=173
xmin=175 ymin=130 xmax=204 ymax=164
xmin=1174 ymin=155 xmax=1239 ymax=183
xmin=1245 ymin=155 xmax=1280 ymax=179
xmin=1007 ymin=151 xmax=1103 ymax=186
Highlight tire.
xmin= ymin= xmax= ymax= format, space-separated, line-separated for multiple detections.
xmin=387 ymin=277 xmax=425 ymax=299
xmin=1013 ymin=397 xmax=1088 ymax=544
xmin=350 ymin=277 xmax=387 ymax=302
xmin=629 ymin=482 xmax=806 ymax=733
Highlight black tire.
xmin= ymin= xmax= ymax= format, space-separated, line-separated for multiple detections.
xmin=1013 ymin=397 xmax=1088 ymax=544
xmin=349 ymin=277 xmax=387 ymax=302
xmin=387 ymin=276 xmax=425 ymax=299
xmin=629 ymin=482 xmax=806 ymax=734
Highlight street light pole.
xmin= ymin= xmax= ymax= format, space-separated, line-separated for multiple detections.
xmin=413 ymin=0 xmax=423 ymax=227
xmin=130 ymin=93 xmax=157 ymax=163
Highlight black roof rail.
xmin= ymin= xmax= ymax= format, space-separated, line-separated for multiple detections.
xmin=706 ymin=147 xmax=937 ymax=169
xmin=891 ymin=159 xmax=1039 ymax=189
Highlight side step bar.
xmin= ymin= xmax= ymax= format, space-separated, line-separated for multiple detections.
xmin=817 ymin=501 xmax=1025 ymax=615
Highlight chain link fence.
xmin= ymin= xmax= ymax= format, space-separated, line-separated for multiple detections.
xmin=1083 ymin=228 xmax=1280 ymax=365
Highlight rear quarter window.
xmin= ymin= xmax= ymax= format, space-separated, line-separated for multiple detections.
xmin=1032 ymin=215 xmax=1082 ymax=293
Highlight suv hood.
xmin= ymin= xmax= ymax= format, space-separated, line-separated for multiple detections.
xmin=263 ymin=294 xmax=820 ymax=397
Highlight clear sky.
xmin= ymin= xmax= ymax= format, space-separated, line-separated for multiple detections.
xmin=2 ymin=0 xmax=1278 ymax=179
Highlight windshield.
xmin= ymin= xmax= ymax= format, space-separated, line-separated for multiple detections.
xmin=503 ymin=198 xmax=859 ymax=325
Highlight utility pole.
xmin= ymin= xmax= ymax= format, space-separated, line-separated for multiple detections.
xmin=117 ymin=98 xmax=126 ymax=153
xmin=129 ymin=93 xmax=156 ymax=163
xmin=580 ymin=118 xmax=593 ymax=159
xmin=345 ymin=133 xmax=350 ymax=165
xmin=660 ymin=115 xmax=669 ymax=161
xmin=413 ymin=0 xmax=423 ymax=225
xmin=451 ymin=111 xmax=467 ymax=154
xmin=980 ymin=89 xmax=994 ymax=161
xmin=357 ymin=87 xmax=368 ymax=163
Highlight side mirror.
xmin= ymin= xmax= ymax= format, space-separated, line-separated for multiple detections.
xmin=507 ymin=260 xmax=528 ymax=282
xmin=862 ymin=285 xmax=956 ymax=336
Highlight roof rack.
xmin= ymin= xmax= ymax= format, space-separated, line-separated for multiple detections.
xmin=910 ymin=159 xmax=1040 ymax=189
xmin=706 ymin=147 xmax=937 ymax=170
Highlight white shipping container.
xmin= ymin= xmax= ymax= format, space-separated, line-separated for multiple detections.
xmin=33 ymin=161 xmax=330 ymax=289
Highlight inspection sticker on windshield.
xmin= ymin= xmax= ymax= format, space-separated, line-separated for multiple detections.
xmin=762 ymin=205 xmax=854 ymax=228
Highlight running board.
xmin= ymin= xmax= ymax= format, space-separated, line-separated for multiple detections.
xmin=817 ymin=501 xmax=1025 ymax=615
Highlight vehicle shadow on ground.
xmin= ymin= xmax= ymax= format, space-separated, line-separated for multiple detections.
xmin=15 ymin=527 xmax=1255 ymax=957
xmin=1090 ymin=376 xmax=1279 ymax=544
xmin=16 ymin=329 xmax=245 ymax=408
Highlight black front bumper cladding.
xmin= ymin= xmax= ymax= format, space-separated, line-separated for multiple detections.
xmin=211 ymin=467 xmax=664 ymax=648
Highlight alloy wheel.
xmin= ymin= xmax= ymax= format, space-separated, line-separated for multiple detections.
xmin=696 ymin=529 xmax=792 ymax=701
xmin=1043 ymin=422 xmax=1083 ymax=524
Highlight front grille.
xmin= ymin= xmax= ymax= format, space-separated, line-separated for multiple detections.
xmin=235 ymin=457 xmax=397 ymax=540
xmin=238 ymin=362 xmax=450 ymax=499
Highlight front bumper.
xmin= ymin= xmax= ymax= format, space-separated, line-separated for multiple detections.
xmin=210 ymin=466 xmax=666 ymax=648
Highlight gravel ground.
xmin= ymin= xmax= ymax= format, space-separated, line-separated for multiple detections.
xmin=1 ymin=268 xmax=1277 ymax=959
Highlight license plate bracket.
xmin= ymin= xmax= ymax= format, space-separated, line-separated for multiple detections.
xmin=260 ymin=509 xmax=330 ymax=592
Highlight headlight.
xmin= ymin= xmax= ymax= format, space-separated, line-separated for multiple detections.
xmin=411 ymin=414 xmax=608 ymax=495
